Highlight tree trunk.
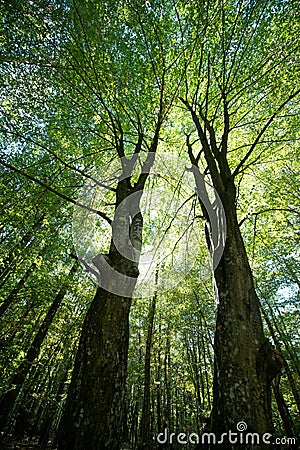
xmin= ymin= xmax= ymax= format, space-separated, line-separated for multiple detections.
xmin=57 ymin=142 xmax=161 ymax=449
xmin=0 ymin=215 xmax=44 ymax=279
xmin=0 ymin=262 xmax=36 ymax=318
xmin=184 ymin=104 xmax=283 ymax=447
xmin=139 ymin=282 xmax=157 ymax=449
xmin=58 ymin=173 xmax=147 ymax=449
xmin=58 ymin=287 xmax=133 ymax=449
xmin=38 ymin=367 xmax=71 ymax=448
xmin=209 ymin=181 xmax=282 ymax=448
xmin=261 ymin=306 xmax=300 ymax=415
xmin=164 ymin=331 xmax=172 ymax=434
xmin=156 ymin=317 xmax=162 ymax=435
xmin=272 ymin=376 xmax=295 ymax=440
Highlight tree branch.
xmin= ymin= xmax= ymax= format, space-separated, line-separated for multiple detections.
xmin=233 ymin=88 xmax=300 ymax=177
xmin=0 ymin=159 xmax=112 ymax=224
xmin=180 ymin=97 xmax=224 ymax=194
xmin=239 ymin=207 xmax=300 ymax=227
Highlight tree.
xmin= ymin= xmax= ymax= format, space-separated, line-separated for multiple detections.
xmin=176 ymin=0 xmax=300 ymax=446
xmin=139 ymin=270 xmax=158 ymax=449
xmin=48 ymin=2 xmax=180 ymax=448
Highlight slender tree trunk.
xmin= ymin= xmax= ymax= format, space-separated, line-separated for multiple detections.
xmin=0 ymin=262 xmax=36 ymax=318
xmin=199 ymin=316 xmax=212 ymax=412
xmin=38 ymin=368 xmax=70 ymax=448
xmin=262 ymin=299 xmax=300 ymax=378
xmin=164 ymin=331 xmax=172 ymax=433
xmin=0 ymin=215 xmax=44 ymax=279
xmin=139 ymin=284 xmax=157 ymax=449
xmin=0 ymin=262 xmax=77 ymax=431
xmin=156 ymin=317 xmax=162 ymax=435
xmin=272 ymin=376 xmax=295 ymax=440
xmin=261 ymin=306 xmax=300 ymax=415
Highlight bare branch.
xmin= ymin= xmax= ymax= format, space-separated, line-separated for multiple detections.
xmin=221 ymin=93 xmax=230 ymax=155
xmin=180 ymin=97 xmax=224 ymax=194
xmin=1 ymin=127 xmax=116 ymax=192
xmin=239 ymin=207 xmax=300 ymax=227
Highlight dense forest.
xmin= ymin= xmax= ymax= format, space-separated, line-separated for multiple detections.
xmin=0 ymin=0 xmax=299 ymax=449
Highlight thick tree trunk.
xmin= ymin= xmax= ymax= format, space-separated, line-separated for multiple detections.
xmin=209 ymin=182 xmax=282 ymax=449
xmin=58 ymin=287 xmax=133 ymax=449
xmin=58 ymin=175 xmax=146 ymax=449
xmin=184 ymin=97 xmax=287 ymax=447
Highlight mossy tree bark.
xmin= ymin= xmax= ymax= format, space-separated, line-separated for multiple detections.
xmin=58 ymin=287 xmax=134 ymax=449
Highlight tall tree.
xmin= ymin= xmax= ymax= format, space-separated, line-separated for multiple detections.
xmin=177 ymin=0 xmax=300 ymax=446
xmin=52 ymin=2 xmax=180 ymax=448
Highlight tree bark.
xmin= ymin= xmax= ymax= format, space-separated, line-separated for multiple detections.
xmin=58 ymin=287 xmax=133 ymax=449
xmin=209 ymin=182 xmax=281 ymax=448
xmin=57 ymin=174 xmax=148 ymax=449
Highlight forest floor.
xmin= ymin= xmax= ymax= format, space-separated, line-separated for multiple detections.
xmin=0 ymin=434 xmax=134 ymax=449
xmin=0 ymin=434 xmax=53 ymax=449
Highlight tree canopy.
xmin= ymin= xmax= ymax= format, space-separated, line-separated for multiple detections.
xmin=0 ymin=0 xmax=299 ymax=448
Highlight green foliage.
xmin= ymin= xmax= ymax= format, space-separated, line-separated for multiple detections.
xmin=0 ymin=0 xmax=299 ymax=445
